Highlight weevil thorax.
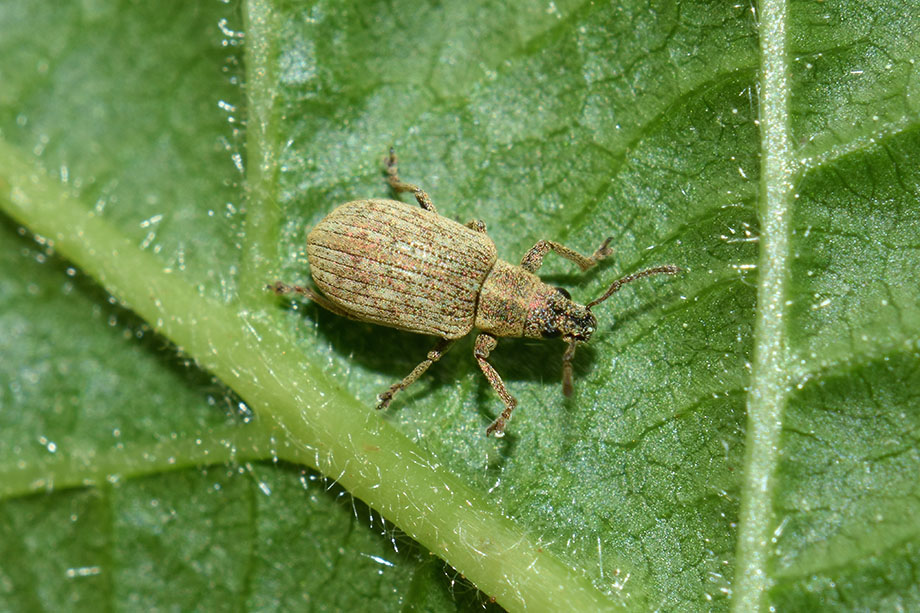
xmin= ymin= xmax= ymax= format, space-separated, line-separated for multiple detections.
xmin=473 ymin=259 xmax=597 ymax=341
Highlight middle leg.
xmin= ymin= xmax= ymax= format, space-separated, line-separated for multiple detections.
xmin=474 ymin=333 xmax=518 ymax=437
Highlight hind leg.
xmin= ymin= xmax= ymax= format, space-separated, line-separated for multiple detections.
xmin=377 ymin=337 xmax=455 ymax=410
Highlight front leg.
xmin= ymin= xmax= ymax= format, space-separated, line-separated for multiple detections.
xmin=474 ymin=333 xmax=517 ymax=437
xmin=520 ymin=237 xmax=613 ymax=273
xmin=377 ymin=337 xmax=455 ymax=410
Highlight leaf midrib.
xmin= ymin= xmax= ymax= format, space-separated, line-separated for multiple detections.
xmin=732 ymin=0 xmax=794 ymax=611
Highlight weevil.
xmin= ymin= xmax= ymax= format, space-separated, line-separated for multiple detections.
xmin=269 ymin=150 xmax=679 ymax=436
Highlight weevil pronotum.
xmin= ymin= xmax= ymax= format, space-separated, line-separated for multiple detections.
xmin=270 ymin=149 xmax=679 ymax=436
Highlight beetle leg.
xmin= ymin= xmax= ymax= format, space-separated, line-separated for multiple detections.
xmin=520 ymin=237 xmax=614 ymax=273
xmin=384 ymin=147 xmax=435 ymax=212
xmin=465 ymin=219 xmax=487 ymax=233
xmin=377 ymin=337 xmax=455 ymax=410
xmin=561 ymin=338 xmax=578 ymax=397
xmin=474 ymin=333 xmax=518 ymax=437
xmin=267 ymin=281 xmax=353 ymax=318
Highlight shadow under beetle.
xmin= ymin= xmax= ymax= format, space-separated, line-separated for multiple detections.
xmin=270 ymin=150 xmax=679 ymax=436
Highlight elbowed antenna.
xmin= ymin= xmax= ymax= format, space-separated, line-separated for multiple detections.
xmin=561 ymin=264 xmax=681 ymax=397
xmin=586 ymin=265 xmax=681 ymax=309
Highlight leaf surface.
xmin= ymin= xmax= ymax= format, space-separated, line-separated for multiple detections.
xmin=1 ymin=1 xmax=918 ymax=611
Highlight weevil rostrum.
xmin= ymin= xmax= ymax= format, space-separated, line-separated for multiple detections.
xmin=269 ymin=150 xmax=679 ymax=437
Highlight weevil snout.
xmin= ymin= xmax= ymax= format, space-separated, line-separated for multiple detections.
xmin=526 ymin=288 xmax=597 ymax=341
xmin=560 ymin=303 xmax=597 ymax=342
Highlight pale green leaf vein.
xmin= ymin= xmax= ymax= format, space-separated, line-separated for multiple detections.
xmin=732 ymin=0 xmax=794 ymax=610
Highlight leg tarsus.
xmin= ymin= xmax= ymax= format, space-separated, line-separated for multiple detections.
xmin=384 ymin=148 xmax=435 ymax=212
xmin=474 ymin=333 xmax=517 ymax=437
xmin=377 ymin=338 xmax=455 ymax=410
xmin=465 ymin=219 xmax=487 ymax=233
xmin=591 ymin=236 xmax=614 ymax=262
xmin=267 ymin=281 xmax=352 ymax=318
xmin=520 ymin=237 xmax=614 ymax=273
xmin=268 ymin=281 xmax=313 ymax=297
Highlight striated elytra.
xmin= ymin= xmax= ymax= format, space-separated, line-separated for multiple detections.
xmin=270 ymin=150 xmax=679 ymax=436
xmin=307 ymin=198 xmax=496 ymax=339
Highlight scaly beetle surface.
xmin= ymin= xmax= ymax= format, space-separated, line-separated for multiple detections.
xmin=270 ymin=150 xmax=679 ymax=436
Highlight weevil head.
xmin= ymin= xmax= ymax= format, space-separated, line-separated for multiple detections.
xmin=524 ymin=286 xmax=598 ymax=342
xmin=527 ymin=264 xmax=681 ymax=397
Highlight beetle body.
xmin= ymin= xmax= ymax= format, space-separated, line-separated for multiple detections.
xmin=307 ymin=199 xmax=592 ymax=344
xmin=271 ymin=151 xmax=679 ymax=436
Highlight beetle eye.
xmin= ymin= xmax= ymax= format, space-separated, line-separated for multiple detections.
xmin=556 ymin=287 xmax=571 ymax=300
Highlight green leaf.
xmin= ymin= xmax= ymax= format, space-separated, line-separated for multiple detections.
xmin=1 ymin=1 xmax=918 ymax=611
